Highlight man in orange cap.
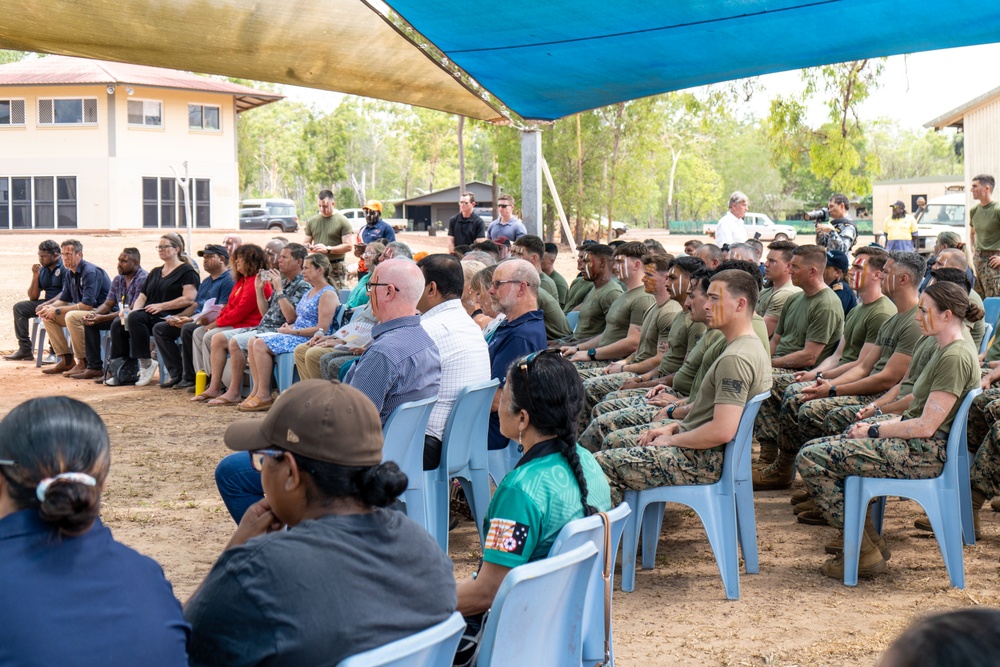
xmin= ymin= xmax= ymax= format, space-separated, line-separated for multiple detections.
xmin=354 ymin=199 xmax=396 ymax=280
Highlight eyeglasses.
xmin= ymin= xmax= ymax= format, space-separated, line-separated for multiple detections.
xmin=155 ymin=245 xmax=175 ymax=251
xmin=497 ymin=204 xmax=512 ymax=209
xmin=490 ymin=279 xmax=523 ymax=290
xmin=516 ymin=349 xmax=559 ymax=411
xmin=459 ymin=200 xmax=473 ymax=206
xmin=365 ymin=282 xmax=395 ymax=293
xmin=249 ymin=449 xmax=285 ymax=472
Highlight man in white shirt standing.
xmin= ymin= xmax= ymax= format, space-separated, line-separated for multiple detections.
xmin=417 ymin=253 xmax=492 ymax=470
xmin=714 ymin=191 xmax=750 ymax=247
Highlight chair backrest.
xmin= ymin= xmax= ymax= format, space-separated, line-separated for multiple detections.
xmin=727 ymin=391 xmax=771 ymax=482
xmin=566 ymin=310 xmax=580 ymax=332
xmin=337 ymin=612 xmax=465 ymax=667
xmin=439 ymin=379 xmax=500 ymax=478
xmin=945 ymin=387 xmax=981 ymax=479
xmin=381 ymin=397 xmax=438 ymax=485
xmin=477 ymin=543 xmax=598 ymax=667
xmin=339 ymin=288 xmax=352 ymax=304
xmin=984 ymin=297 xmax=1000 ymax=335
xmin=981 ymin=323 xmax=994 ymax=355
xmin=548 ymin=503 xmax=632 ymax=664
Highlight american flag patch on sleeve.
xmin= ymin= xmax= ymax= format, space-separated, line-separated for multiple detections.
xmin=720 ymin=378 xmax=744 ymax=394
xmin=485 ymin=518 xmax=529 ymax=555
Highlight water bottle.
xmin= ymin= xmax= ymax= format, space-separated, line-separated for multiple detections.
xmin=195 ymin=370 xmax=208 ymax=396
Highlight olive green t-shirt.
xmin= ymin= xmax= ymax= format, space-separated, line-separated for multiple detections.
xmin=756 ymin=283 xmax=802 ymax=322
xmin=967 ymin=289 xmax=986 ymax=350
xmin=537 ymin=288 xmax=573 ymax=341
xmin=773 ymin=287 xmax=845 ymax=366
xmin=872 ymin=304 xmax=922 ymax=373
xmin=657 ymin=311 xmax=707 ymax=376
xmin=304 ymin=212 xmax=353 ymax=261
xmin=900 ymin=335 xmax=937 ymax=396
xmin=598 ymin=286 xmax=656 ymax=346
xmin=673 ymin=329 xmax=724 ymax=398
xmin=549 ymin=270 xmax=569 ymax=307
xmin=633 ymin=299 xmax=683 ymax=363
xmin=679 ymin=334 xmax=774 ymax=441
xmin=972 ymin=200 xmax=1000 ymax=251
xmin=539 ymin=272 xmax=559 ymax=301
xmin=751 ymin=313 xmax=770 ymax=351
xmin=684 ymin=317 xmax=770 ymax=399
xmin=904 ymin=339 xmax=979 ymax=434
xmin=563 ymin=277 xmax=593 ymax=313
xmin=841 ymin=295 xmax=897 ymax=365
xmin=573 ymin=280 xmax=624 ymax=341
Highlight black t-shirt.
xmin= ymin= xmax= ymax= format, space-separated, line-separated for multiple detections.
xmin=448 ymin=213 xmax=486 ymax=246
xmin=141 ymin=263 xmax=201 ymax=316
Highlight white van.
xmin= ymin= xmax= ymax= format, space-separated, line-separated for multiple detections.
xmin=914 ymin=193 xmax=966 ymax=255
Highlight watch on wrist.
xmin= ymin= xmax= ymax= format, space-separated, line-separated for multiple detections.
xmin=867 ymin=423 xmax=880 ymax=438
xmin=666 ymin=403 xmax=676 ymax=419
xmin=55 ymin=307 xmax=61 ymax=316
xmin=587 ymin=348 xmax=597 ymax=360
xmin=815 ymin=372 xmax=823 ymax=380
xmin=828 ymin=385 xmax=837 ymax=397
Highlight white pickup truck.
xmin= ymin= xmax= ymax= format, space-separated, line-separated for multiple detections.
xmin=703 ymin=212 xmax=796 ymax=241
xmin=340 ymin=208 xmax=408 ymax=233
xmin=912 ymin=193 xmax=967 ymax=256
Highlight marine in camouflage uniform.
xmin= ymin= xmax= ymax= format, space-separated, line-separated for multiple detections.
xmin=753 ymin=371 xmax=799 ymax=444
xmin=968 ymin=387 xmax=1000 ymax=450
xmin=579 ymin=405 xmax=667 ymax=453
xmin=597 ymin=439 xmax=723 ymax=506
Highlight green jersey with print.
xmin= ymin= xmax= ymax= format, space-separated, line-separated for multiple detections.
xmin=972 ymin=201 xmax=1000 ymax=251
xmin=563 ymin=277 xmax=593 ymax=313
xmin=657 ymin=311 xmax=707 ymax=376
xmin=573 ymin=280 xmax=623 ymax=340
xmin=538 ymin=288 xmax=573 ymax=340
xmin=841 ymin=295 xmax=896 ymax=365
xmin=598 ymin=286 xmax=656 ymax=346
xmin=773 ymin=287 xmax=845 ymax=366
xmin=482 ymin=445 xmax=612 ymax=568
xmin=871 ymin=304 xmax=922 ymax=373
xmin=756 ymin=283 xmax=802 ymax=322
xmin=549 ymin=270 xmax=569 ymax=307
xmin=680 ymin=334 xmax=774 ymax=442
xmin=633 ymin=299 xmax=682 ymax=363
xmin=904 ymin=339 xmax=979 ymax=433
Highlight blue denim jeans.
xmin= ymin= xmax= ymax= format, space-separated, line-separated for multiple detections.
xmin=215 ymin=452 xmax=264 ymax=524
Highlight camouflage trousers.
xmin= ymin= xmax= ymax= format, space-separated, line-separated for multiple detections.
xmin=971 ymin=417 xmax=1000 ymax=499
xmin=968 ymin=388 xmax=1000 ymax=450
xmin=974 ymin=254 xmax=1000 ymax=299
xmin=581 ymin=372 xmax=639 ymax=430
xmin=330 ymin=260 xmax=348 ymax=291
xmin=319 ymin=350 xmax=358 ymax=381
xmin=595 ymin=442 xmax=723 ymax=506
xmin=796 ymin=434 xmax=946 ymax=529
xmin=823 ymin=405 xmax=890 ymax=437
xmin=572 ymin=361 xmax=611 ymax=373
xmin=781 ymin=394 xmax=880 ymax=454
xmin=579 ymin=404 xmax=662 ymax=453
xmin=603 ymin=419 xmax=676 ymax=452
xmin=754 ymin=371 xmax=800 ymax=444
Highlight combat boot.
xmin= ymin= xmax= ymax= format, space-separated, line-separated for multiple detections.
xmin=821 ymin=518 xmax=887 ymax=579
xmin=824 ymin=526 xmax=891 ymax=560
xmin=753 ymin=451 xmax=795 ymax=491
xmin=913 ymin=489 xmax=986 ymax=539
xmin=790 ymin=489 xmax=811 ymax=505
xmin=753 ymin=440 xmax=778 ymax=470
xmin=793 ymin=497 xmax=816 ymax=514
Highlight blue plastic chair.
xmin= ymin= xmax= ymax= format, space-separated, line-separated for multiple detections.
xmin=154 ymin=338 xmax=181 ymax=386
xmin=477 ymin=543 xmax=598 ymax=667
xmin=273 ymin=352 xmax=300 ymax=393
xmin=381 ymin=397 xmax=437 ymax=534
xmin=548 ymin=503 xmax=631 ymax=667
xmin=984 ymin=297 xmax=1000 ymax=337
xmin=425 ymin=379 xmax=499 ymax=551
xmin=980 ymin=322 xmax=994 ymax=355
xmin=841 ymin=387 xmax=981 ymax=588
xmin=620 ymin=390 xmax=769 ymax=600
xmin=488 ymin=438 xmax=523 ymax=487
xmin=566 ymin=310 xmax=580 ymax=332
xmin=336 ymin=611 xmax=465 ymax=667
xmin=338 ymin=288 xmax=352 ymax=304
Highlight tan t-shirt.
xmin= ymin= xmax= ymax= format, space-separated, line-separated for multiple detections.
xmin=756 ymin=283 xmax=802 ymax=322
xmin=538 ymin=288 xmax=572 ymax=341
xmin=841 ymin=295 xmax=896 ymax=365
xmin=672 ymin=329 xmax=724 ymax=398
xmin=871 ymin=304 xmax=922 ymax=373
xmin=679 ymin=334 xmax=774 ymax=441
xmin=598 ymin=286 xmax=656 ymax=346
xmin=633 ymin=299 xmax=682 ymax=363
xmin=904 ymin=339 xmax=979 ymax=434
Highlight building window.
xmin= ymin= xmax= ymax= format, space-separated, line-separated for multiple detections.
xmin=37 ymin=98 xmax=98 ymax=126
xmin=0 ymin=176 xmax=77 ymax=229
xmin=143 ymin=177 xmax=211 ymax=228
xmin=127 ymin=99 xmax=163 ymax=128
xmin=0 ymin=99 xmax=26 ymax=126
xmin=188 ymin=104 xmax=220 ymax=131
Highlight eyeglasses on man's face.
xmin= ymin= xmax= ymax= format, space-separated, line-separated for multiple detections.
xmin=249 ymin=449 xmax=285 ymax=472
xmin=365 ymin=282 xmax=395 ymax=293
xmin=497 ymin=204 xmax=512 ymax=209
xmin=490 ymin=279 xmax=522 ymax=291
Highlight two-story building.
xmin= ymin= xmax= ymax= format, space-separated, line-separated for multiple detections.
xmin=0 ymin=55 xmax=281 ymax=231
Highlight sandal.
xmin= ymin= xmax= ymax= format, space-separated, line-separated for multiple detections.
xmin=238 ymin=396 xmax=274 ymax=412
xmin=191 ymin=392 xmax=221 ymax=403
xmin=206 ymin=396 xmax=240 ymax=406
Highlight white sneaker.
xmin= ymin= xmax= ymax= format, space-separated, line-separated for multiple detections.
xmin=105 ymin=375 xmax=119 ymax=386
xmin=135 ymin=360 xmax=157 ymax=387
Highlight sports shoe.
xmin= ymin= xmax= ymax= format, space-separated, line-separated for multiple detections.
xmin=105 ymin=375 xmax=119 ymax=386
xmin=135 ymin=360 xmax=157 ymax=387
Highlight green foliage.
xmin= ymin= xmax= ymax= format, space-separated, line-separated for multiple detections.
xmin=868 ymin=120 xmax=962 ymax=179
xmin=0 ymin=50 xmax=28 ymax=65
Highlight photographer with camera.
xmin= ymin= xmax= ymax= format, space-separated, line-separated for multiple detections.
xmin=806 ymin=193 xmax=857 ymax=254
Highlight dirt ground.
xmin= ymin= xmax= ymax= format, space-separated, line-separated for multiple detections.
xmin=1 ymin=228 xmax=997 ymax=666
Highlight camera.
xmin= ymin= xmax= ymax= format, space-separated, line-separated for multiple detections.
xmin=804 ymin=208 xmax=830 ymax=223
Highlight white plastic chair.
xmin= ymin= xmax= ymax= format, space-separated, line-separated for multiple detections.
xmin=425 ymin=379 xmax=499 ymax=551
xmin=841 ymin=387 xmax=981 ymax=588
xmin=548 ymin=503 xmax=631 ymax=667
xmin=336 ymin=612 xmax=465 ymax=667
xmin=477 ymin=543 xmax=598 ymax=667
xmin=620 ymin=391 xmax=769 ymax=600
xmin=381 ymin=397 xmax=437 ymax=534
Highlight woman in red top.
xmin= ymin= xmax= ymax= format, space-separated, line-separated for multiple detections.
xmin=192 ymin=244 xmax=272 ymax=401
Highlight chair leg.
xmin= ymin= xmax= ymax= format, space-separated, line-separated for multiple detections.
xmin=34 ymin=323 xmax=47 ymax=368
xmin=462 ymin=473 xmax=491 ymax=545
xmin=842 ymin=479 xmax=867 ymax=587
xmin=640 ymin=502 xmax=666 ymax=570
xmin=870 ymin=496 xmax=887 ymax=535
xmin=735 ymin=479 xmax=760 ymax=574
xmin=620 ymin=493 xmax=640 ymax=592
xmin=923 ymin=497 xmax=966 ymax=589
xmin=697 ymin=495 xmax=741 ymax=600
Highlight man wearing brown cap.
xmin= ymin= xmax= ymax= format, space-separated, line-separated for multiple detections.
xmin=883 ymin=200 xmax=918 ymax=252
xmin=188 ymin=380 xmax=456 ymax=666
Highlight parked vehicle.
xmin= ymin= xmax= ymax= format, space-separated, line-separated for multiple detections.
xmin=703 ymin=212 xmax=796 ymax=241
xmin=340 ymin=207 xmax=409 ymax=232
xmin=239 ymin=198 xmax=299 ymax=232
xmin=913 ymin=192 xmax=967 ymax=255
xmin=238 ymin=207 xmax=299 ymax=233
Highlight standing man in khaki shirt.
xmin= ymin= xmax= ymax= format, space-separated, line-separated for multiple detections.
xmin=970 ymin=174 xmax=1000 ymax=297
xmin=304 ymin=189 xmax=354 ymax=290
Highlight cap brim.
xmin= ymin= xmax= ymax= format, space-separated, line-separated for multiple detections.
xmin=224 ymin=418 xmax=273 ymax=452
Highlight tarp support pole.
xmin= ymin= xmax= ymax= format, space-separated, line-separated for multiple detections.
xmin=541 ymin=157 xmax=575 ymax=247
xmin=520 ymin=129 xmax=542 ymax=237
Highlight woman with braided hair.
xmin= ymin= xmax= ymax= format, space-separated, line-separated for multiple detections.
xmin=456 ymin=348 xmax=611 ymax=616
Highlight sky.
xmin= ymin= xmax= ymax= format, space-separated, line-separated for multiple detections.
xmin=283 ymin=41 xmax=1000 ymax=131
